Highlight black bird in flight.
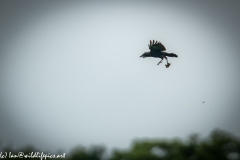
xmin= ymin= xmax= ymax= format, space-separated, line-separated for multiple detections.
xmin=140 ymin=40 xmax=178 ymax=68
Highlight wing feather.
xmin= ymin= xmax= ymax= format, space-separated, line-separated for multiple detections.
xmin=148 ymin=40 xmax=166 ymax=52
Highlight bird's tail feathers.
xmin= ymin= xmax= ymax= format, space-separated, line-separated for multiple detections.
xmin=165 ymin=53 xmax=178 ymax=58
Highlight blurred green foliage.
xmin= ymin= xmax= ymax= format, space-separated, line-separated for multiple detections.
xmin=1 ymin=129 xmax=239 ymax=160
xmin=110 ymin=129 xmax=240 ymax=160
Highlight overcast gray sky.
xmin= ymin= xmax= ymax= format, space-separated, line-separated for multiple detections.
xmin=0 ymin=0 xmax=240 ymax=152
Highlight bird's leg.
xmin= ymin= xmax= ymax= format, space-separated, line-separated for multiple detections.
xmin=164 ymin=57 xmax=169 ymax=64
xmin=164 ymin=57 xmax=171 ymax=68
xmin=157 ymin=57 xmax=163 ymax=65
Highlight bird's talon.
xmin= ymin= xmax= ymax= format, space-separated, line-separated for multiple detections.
xmin=165 ymin=63 xmax=171 ymax=68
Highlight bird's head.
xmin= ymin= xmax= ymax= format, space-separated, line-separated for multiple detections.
xmin=140 ymin=52 xmax=150 ymax=58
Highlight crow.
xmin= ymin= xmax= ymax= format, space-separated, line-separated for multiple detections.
xmin=140 ymin=40 xmax=178 ymax=68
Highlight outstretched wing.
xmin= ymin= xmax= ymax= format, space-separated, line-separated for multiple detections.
xmin=148 ymin=40 xmax=166 ymax=52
